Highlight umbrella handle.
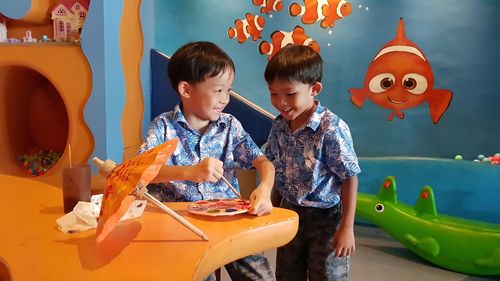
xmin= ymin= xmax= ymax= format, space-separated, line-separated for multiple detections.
xmin=143 ymin=192 xmax=209 ymax=241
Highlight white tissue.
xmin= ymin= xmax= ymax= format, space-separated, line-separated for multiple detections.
xmin=56 ymin=194 xmax=147 ymax=234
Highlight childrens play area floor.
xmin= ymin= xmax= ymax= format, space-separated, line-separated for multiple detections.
xmin=221 ymin=225 xmax=500 ymax=281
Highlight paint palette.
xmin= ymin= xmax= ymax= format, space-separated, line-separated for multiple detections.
xmin=187 ymin=198 xmax=250 ymax=216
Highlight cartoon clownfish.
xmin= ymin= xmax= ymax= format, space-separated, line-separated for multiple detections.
xmin=228 ymin=13 xmax=266 ymax=44
xmin=259 ymin=26 xmax=320 ymax=60
xmin=253 ymin=0 xmax=284 ymax=14
xmin=289 ymin=0 xmax=352 ymax=29
xmin=348 ymin=18 xmax=453 ymax=124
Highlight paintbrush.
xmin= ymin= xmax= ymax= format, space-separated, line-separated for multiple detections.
xmin=221 ymin=176 xmax=245 ymax=202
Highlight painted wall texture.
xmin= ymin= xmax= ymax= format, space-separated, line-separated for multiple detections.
xmin=154 ymin=0 xmax=500 ymax=159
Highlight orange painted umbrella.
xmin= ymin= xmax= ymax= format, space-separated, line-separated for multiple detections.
xmin=92 ymin=138 xmax=208 ymax=243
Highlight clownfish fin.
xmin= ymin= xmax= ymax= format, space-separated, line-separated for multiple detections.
xmin=428 ymin=89 xmax=453 ymax=124
xmin=289 ymin=3 xmax=303 ymax=17
xmin=259 ymin=41 xmax=272 ymax=55
xmin=348 ymin=88 xmax=367 ymax=108
xmin=227 ymin=27 xmax=236 ymax=39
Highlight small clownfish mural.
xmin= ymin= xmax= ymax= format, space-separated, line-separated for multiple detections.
xmin=253 ymin=0 xmax=284 ymax=14
xmin=228 ymin=13 xmax=266 ymax=43
xmin=348 ymin=18 xmax=453 ymax=124
xmin=289 ymin=0 xmax=352 ymax=29
xmin=259 ymin=25 xmax=320 ymax=60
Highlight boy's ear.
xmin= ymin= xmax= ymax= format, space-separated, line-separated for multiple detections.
xmin=311 ymin=82 xmax=322 ymax=96
xmin=178 ymin=81 xmax=191 ymax=98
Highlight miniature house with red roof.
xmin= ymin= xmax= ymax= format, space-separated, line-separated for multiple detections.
xmin=51 ymin=0 xmax=89 ymax=41
xmin=0 ymin=14 xmax=7 ymax=42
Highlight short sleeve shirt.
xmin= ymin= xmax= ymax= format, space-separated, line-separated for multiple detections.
xmin=265 ymin=102 xmax=361 ymax=208
xmin=138 ymin=104 xmax=263 ymax=202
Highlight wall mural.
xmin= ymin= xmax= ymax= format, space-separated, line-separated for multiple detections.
xmin=289 ymin=0 xmax=352 ymax=28
xmin=348 ymin=18 xmax=453 ymax=124
xmin=228 ymin=0 xmax=351 ymax=60
xmin=228 ymin=1 xmax=451 ymax=123
xmin=228 ymin=13 xmax=266 ymax=43
xmin=259 ymin=25 xmax=319 ymax=59
xmin=155 ymin=0 xmax=500 ymax=157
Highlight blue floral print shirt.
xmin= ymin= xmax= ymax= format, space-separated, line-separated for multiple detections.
xmin=265 ymin=101 xmax=361 ymax=208
xmin=138 ymin=104 xmax=263 ymax=202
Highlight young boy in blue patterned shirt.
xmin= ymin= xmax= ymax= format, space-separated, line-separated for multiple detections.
xmin=264 ymin=45 xmax=361 ymax=281
xmin=138 ymin=41 xmax=275 ymax=281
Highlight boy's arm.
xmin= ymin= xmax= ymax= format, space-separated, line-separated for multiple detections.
xmin=151 ymin=158 xmax=224 ymax=184
xmin=248 ymin=155 xmax=275 ymax=216
xmin=332 ymin=175 xmax=358 ymax=257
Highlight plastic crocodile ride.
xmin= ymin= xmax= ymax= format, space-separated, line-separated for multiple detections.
xmin=356 ymin=176 xmax=500 ymax=275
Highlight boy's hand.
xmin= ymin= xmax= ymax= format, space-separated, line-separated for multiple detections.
xmin=332 ymin=225 xmax=355 ymax=257
xmin=190 ymin=158 xmax=223 ymax=183
xmin=248 ymin=185 xmax=273 ymax=216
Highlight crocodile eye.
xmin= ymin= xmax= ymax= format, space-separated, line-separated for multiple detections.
xmin=375 ymin=203 xmax=385 ymax=213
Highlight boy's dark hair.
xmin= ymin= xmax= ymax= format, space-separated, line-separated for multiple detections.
xmin=168 ymin=41 xmax=235 ymax=91
xmin=264 ymin=44 xmax=322 ymax=85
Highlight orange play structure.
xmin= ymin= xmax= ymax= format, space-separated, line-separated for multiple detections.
xmin=0 ymin=174 xmax=299 ymax=281
xmin=0 ymin=0 xmax=147 ymax=186
xmin=0 ymin=2 xmax=93 ymax=186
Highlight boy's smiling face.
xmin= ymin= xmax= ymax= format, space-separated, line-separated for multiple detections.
xmin=268 ymin=79 xmax=322 ymax=130
xmin=179 ymin=68 xmax=234 ymax=131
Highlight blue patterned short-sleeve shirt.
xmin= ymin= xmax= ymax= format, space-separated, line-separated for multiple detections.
xmin=265 ymin=101 xmax=361 ymax=208
xmin=138 ymin=104 xmax=263 ymax=202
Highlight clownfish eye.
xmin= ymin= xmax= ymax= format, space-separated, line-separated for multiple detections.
xmin=402 ymin=73 xmax=428 ymax=95
xmin=369 ymin=73 xmax=395 ymax=93
xmin=375 ymin=203 xmax=385 ymax=212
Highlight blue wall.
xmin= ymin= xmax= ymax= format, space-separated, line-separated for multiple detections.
xmin=0 ymin=0 xmax=30 ymax=19
xmin=82 ymin=1 xmax=125 ymax=166
xmin=154 ymin=0 xmax=500 ymax=159
xmin=358 ymin=158 xmax=500 ymax=224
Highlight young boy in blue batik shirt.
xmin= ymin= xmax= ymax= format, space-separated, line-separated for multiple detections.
xmin=264 ymin=45 xmax=361 ymax=281
xmin=138 ymin=41 xmax=275 ymax=281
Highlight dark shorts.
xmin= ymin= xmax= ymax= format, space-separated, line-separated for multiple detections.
xmin=276 ymin=201 xmax=350 ymax=281
xmin=204 ymin=254 xmax=276 ymax=281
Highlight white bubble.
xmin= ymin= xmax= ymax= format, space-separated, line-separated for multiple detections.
xmin=327 ymin=43 xmax=331 ymax=47
xmin=269 ymin=14 xmax=273 ymax=18
xmin=358 ymin=4 xmax=362 ymax=8
xmin=365 ymin=7 xmax=369 ymax=11
xmin=328 ymin=30 xmax=333 ymax=35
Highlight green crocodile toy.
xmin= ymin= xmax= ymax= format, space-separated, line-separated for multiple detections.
xmin=356 ymin=176 xmax=500 ymax=276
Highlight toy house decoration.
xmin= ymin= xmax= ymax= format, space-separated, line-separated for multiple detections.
xmin=51 ymin=0 xmax=89 ymax=41
xmin=0 ymin=14 xmax=7 ymax=42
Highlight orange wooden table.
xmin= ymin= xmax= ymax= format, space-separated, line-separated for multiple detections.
xmin=0 ymin=175 xmax=298 ymax=281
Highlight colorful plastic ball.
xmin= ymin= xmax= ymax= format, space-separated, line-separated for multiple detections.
xmin=454 ymin=155 xmax=463 ymax=160
xmin=482 ymin=158 xmax=492 ymax=163
xmin=473 ymin=159 xmax=481 ymax=163
xmin=477 ymin=154 xmax=485 ymax=160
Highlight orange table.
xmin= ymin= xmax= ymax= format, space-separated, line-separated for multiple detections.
xmin=0 ymin=175 xmax=298 ymax=281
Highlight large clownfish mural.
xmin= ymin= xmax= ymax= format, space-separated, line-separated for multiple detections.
xmin=259 ymin=26 xmax=320 ymax=60
xmin=289 ymin=0 xmax=352 ymax=28
xmin=253 ymin=0 xmax=284 ymax=14
xmin=348 ymin=18 xmax=453 ymax=124
xmin=228 ymin=13 xmax=266 ymax=43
